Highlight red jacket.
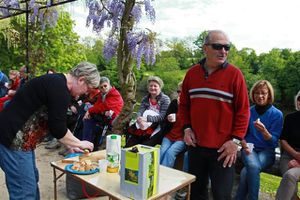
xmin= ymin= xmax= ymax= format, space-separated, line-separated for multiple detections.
xmin=88 ymin=87 xmax=124 ymax=120
xmin=179 ymin=61 xmax=250 ymax=148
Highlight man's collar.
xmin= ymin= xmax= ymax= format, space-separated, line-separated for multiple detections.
xmin=198 ymin=58 xmax=229 ymax=68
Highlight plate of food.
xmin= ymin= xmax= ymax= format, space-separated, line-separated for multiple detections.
xmin=65 ymin=160 xmax=99 ymax=175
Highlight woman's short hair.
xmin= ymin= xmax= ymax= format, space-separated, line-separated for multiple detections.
xmin=100 ymin=76 xmax=110 ymax=86
xmin=294 ymin=91 xmax=300 ymax=111
xmin=147 ymin=76 xmax=164 ymax=89
xmin=70 ymin=61 xmax=100 ymax=88
xmin=9 ymin=70 xmax=19 ymax=77
xmin=249 ymin=80 xmax=274 ymax=104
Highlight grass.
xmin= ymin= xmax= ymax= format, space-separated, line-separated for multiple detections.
xmin=260 ymin=172 xmax=280 ymax=197
xmin=260 ymin=172 xmax=300 ymax=197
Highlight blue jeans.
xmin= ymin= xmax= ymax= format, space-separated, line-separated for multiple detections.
xmin=0 ymin=144 xmax=40 ymax=200
xmin=183 ymin=151 xmax=189 ymax=172
xmin=82 ymin=118 xmax=98 ymax=142
xmin=160 ymin=137 xmax=186 ymax=168
xmin=235 ymin=148 xmax=275 ymax=200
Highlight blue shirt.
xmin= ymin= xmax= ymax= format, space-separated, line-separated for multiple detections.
xmin=0 ymin=71 xmax=9 ymax=98
xmin=245 ymin=105 xmax=283 ymax=149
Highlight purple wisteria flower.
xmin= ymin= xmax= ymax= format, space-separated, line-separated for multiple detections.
xmin=103 ymin=37 xmax=119 ymax=61
xmin=86 ymin=0 xmax=157 ymax=69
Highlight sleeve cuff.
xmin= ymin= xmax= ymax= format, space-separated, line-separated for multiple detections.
xmin=231 ymin=135 xmax=243 ymax=141
xmin=183 ymin=124 xmax=192 ymax=131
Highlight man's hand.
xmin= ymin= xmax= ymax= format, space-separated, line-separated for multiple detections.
xmin=217 ymin=140 xmax=238 ymax=168
xmin=184 ymin=128 xmax=197 ymax=147
xmin=292 ymin=152 xmax=300 ymax=163
xmin=288 ymin=159 xmax=300 ymax=169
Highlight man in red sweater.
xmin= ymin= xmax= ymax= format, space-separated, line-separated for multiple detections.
xmin=179 ymin=30 xmax=250 ymax=200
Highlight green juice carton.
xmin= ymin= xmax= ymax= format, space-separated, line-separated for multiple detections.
xmin=120 ymin=144 xmax=160 ymax=200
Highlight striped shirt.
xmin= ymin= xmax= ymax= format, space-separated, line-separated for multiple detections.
xmin=179 ymin=60 xmax=250 ymax=148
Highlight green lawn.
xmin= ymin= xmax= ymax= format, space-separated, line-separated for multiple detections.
xmin=260 ymin=172 xmax=300 ymax=197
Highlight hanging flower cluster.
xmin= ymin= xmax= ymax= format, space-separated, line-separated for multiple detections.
xmin=0 ymin=0 xmax=20 ymax=17
xmin=28 ymin=0 xmax=59 ymax=30
xmin=0 ymin=0 xmax=58 ymax=30
xmin=86 ymin=0 xmax=157 ymax=68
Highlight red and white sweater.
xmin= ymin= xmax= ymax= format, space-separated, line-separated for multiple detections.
xmin=179 ymin=61 xmax=250 ymax=148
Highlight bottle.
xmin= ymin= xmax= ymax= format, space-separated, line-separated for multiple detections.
xmin=106 ymin=134 xmax=121 ymax=173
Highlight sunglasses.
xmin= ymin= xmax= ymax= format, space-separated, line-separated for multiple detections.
xmin=177 ymin=90 xmax=181 ymax=94
xmin=207 ymin=43 xmax=231 ymax=51
xmin=100 ymin=85 xmax=108 ymax=89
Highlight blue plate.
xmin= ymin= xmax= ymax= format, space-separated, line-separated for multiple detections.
xmin=65 ymin=164 xmax=99 ymax=175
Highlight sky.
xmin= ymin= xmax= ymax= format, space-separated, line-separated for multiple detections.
xmin=67 ymin=0 xmax=300 ymax=54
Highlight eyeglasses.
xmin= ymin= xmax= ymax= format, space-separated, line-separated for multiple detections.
xmin=206 ymin=43 xmax=231 ymax=51
xmin=100 ymin=84 xmax=108 ymax=89
xmin=254 ymin=92 xmax=268 ymax=96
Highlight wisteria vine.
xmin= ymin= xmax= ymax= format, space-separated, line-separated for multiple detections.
xmin=0 ymin=0 xmax=59 ymax=30
xmin=86 ymin=0 xmax=157 ymax=68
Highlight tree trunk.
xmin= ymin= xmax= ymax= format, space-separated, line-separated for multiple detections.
xmin=111 ymin=0 xmax=136 ymax=134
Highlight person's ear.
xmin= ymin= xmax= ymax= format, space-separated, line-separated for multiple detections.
xmin=78 ymin=76 xmax=86 ymax=85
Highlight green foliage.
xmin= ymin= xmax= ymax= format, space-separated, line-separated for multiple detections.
xmin=0 ymin=17 xmax=25 ymax=73
xmin=138 ymin=70 xmax=186 ymax=97
xmin=277 ymin=51 xmax=300 ymax=108
xmin=165 ymin=39 xmax=194 ymax=69
xmin=34 ymin=12 xmax=86 ymax=74
xmin=156 ymin=70 xmax=186 ymax=96
xmin=0 ymin=11 xmax=86 ymax=76
xmin=154 ymin=57 xmax=180 ymax=71
xmin=193 ymin=31 xmax=208 ymax=59
xmin=82 ymin=37 xmax=107 ymax=71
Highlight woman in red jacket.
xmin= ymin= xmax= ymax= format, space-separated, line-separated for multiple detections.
xmin=82 ymin=77 xmax=123 ymax=150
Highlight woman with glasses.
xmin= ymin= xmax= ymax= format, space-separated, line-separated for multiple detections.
xmin=82 ymin=76 xmax=124 ymax=150
xmin=0 ymin=62 xmax=100 ymax=199
xmin=276 ymin=91 xmax=300 ymax=200
xmin=235 ymin=80 xmax=283 ymax=200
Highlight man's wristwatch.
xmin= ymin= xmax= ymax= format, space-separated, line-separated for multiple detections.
xmin=232 ymin=138 xmax=242 ymax=146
